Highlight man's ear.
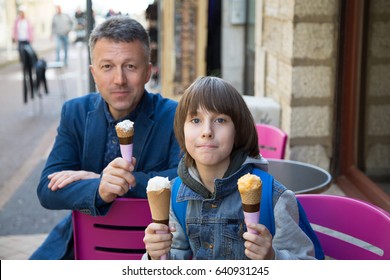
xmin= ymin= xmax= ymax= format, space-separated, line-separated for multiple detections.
xmin=146 ymin=62 xmax=153 ymax=82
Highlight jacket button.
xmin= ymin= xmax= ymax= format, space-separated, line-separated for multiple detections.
xmin=205 ymin=203 xmax=218 ymax=209
xmin=80 ymin=209 xmax=91 ymax=214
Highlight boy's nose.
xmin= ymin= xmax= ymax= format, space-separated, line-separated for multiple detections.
xmin=201 ymin=123 xmax=213 ymax=138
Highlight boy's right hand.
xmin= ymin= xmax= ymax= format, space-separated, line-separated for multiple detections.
xmin=144 ymin=223 xmax=174 ymax=260
xmin=243 ymin=223 xmax=274 ymax=260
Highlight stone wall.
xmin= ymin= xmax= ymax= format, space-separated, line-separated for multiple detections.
xmin=173 ymin=0 xmax=198 ymax=95
xmin=163 ymin=0 xmax=207 ymax=97
xmin=262 ymin=0 xmax=339 ymax=170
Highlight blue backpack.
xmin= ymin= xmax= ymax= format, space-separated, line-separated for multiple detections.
xmin=171 ymin=168 xmax=325 ymax=260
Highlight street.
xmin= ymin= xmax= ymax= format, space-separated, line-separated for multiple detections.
xmin=0 ymin=42 xmax=89 ymax=236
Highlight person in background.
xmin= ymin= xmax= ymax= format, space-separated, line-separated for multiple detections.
xmin=143 ymin=76 xmax=317 ymax=260
xmin=51 ymin=5 xmax=73 ymax=66
xmin=30 ymin=16 xmax=180 ymax=259
xmin=12 ymin=6 xmax=33 ymax=63
xmin=74 ymin=7 xmax=86 ymax=43
xmin=105 ymin=8 xmax=117 ymax=18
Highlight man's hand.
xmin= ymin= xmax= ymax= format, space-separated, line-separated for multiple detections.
xmin=48 ymin=170 xmax=100 ymax=191
xmin=98 ymin=157 xmax=136 ymax=203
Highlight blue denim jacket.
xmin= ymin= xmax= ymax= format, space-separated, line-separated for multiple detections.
xmin=167 ymin=158 xmax=316 ymax=260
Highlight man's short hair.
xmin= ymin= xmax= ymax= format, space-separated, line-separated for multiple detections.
xmin=89 ymin=16 xmax=151 ymax=62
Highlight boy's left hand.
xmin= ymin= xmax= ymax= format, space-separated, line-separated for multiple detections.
xmin=243 ymin=223 xmax=275 ymax=260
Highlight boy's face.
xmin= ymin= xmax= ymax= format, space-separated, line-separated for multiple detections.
xmin=184 ymin=107 xmax=235 ymax=176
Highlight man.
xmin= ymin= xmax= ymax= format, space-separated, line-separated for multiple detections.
xmin=51 ymin=5 xmax=73 ymax=66
xmin=30 ymin=16 xmax=180 ymax=259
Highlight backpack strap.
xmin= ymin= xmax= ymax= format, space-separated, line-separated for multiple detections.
xmin=171 ymin=177 xmax=188 ymax=235
xmin=296 ymin=200 xmax=325 ymax=260
xmin=252 ymin=168 xmax=276 ymax=236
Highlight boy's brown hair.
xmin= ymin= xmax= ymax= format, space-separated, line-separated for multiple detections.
xmin=174 ymin=76 xmax=259 ymax=167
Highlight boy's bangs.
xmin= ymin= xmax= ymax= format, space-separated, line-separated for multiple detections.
xmin=187 ymin=88 xmax=231 ymax=116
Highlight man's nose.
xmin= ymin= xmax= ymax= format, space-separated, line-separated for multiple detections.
xmin=113 ymin=69 xmax=126 ymax=85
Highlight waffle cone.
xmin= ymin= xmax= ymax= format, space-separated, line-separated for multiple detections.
xmin=115 ymin=126 xmax=134 ymax=138
xmin=115 ymin=126 xmax=134 ymax=145
xmin=240 ymin=190 xmax=261 ymax=205
xmin=238 ymin=173 xmax=262 ymax=212
xmin=147 ymin=189 xmax=171 ymax=225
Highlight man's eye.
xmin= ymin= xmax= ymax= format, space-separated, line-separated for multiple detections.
xmin=126 ymin=64 xmax=135 ymax=70
xmin=102 ymin=64 xmax=111 ymax=70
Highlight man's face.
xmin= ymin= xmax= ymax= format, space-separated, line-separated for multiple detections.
xmin=90 ymin=38 xmax=152 ymax=120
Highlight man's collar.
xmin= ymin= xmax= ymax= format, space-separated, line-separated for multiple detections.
xmin=102 ymin=92 xmax=146 ymax=125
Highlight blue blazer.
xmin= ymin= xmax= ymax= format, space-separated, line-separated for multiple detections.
xmin=30 ymin=92 xmax=180 ymax=259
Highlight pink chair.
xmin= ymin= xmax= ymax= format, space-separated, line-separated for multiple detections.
xmin=296 ymin=194 xmax=390 ymax=260
xmin=255 ymin=123 xmax=287 ymax=159
xmin=72 ymin=198 xmax=152 ymax=260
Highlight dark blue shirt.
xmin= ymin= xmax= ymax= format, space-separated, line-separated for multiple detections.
xmin=102 ymin=101 xmax=140 ymax=166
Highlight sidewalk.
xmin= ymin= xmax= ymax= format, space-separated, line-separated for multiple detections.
xmin=0 ymin=234 xmax=48 ymax=260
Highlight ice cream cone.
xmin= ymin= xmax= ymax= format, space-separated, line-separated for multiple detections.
xmin=237 ymin=173 xmax=262 ymax=234
xmin=147 ymin=188 xmax=171 ymax=225
xmin=115 ymin=119 xmax=134 ymax=161
xmin=147 ymin=176 xmax=171 ymax=260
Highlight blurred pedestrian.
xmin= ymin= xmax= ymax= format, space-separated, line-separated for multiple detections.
xmin=52 ymin=5 xmax=73 ymax=66
xmin=74 ymin=7 xmax=86 ymax=43
xmin=105 ymin=8 xmax=117 ymax=18
xmin=12 ymin=6 xmax=33 ymax=62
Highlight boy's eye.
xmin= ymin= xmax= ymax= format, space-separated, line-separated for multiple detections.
xmin=215 ymin=118 xmax=225 ymax=124
xmin=190 ymin=118 xmax=200 ymax=124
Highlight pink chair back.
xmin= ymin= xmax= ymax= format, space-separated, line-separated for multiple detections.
xmin=255 ymin=123 xmax=287 ymax=159
xmin=72 ymin=198 xmax=152 ymax=260
xmin=296 ymin=194 xmax=390 ymax=260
